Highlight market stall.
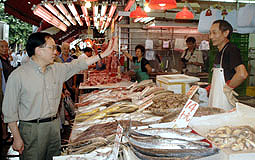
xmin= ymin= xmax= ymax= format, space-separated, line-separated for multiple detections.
xmin=2 ymin=0 xmax=254 ymax=160
xmin=53 ymin=79 xmax=237 ymax=159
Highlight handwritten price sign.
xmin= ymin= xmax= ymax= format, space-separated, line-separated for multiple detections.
xmin=108 ymin=124 xmax=123 ymax=160
xmin=174 ymin=99 xmax=199 ymax=128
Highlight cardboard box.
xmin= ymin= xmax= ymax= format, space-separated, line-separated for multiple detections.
xmin=189 ymin=103 xmax=255 ymax=160
xmin=156 ymin=74 xmax=200 ymax=94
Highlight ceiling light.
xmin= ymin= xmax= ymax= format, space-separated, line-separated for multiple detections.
xmin=93 ymin=4 xmax=98 ymax=17
xmin=67 ymin=2 xmax=83 ymax=26
xmin=43 ymin=2 xmax=71 ymax=26
xmin=176 ymin=6 xmax=194 ymax=19
xmin=144 ymin=5 xmax=151 ymax=12
xmin=125 ymin=0 xmax=136 ymax=11
xmin=85 ymin=1 xmax=91 ymax=8
xmin=130 ymin=5 xmax=147 ymax=18
xmin=55 ymin=1 xmax=76 ymax=25
xmin=205 ymin=8 xmax=212 ymax=16
xmin=149 ymin=0 xmax=177 ymax=10
xmin=32 ymin=4 xmax=67 ymax=31
xmin=108 ymin=3 xmax=117 ymax=18
xmin=81 ymin=4 xmax=89 ymax=17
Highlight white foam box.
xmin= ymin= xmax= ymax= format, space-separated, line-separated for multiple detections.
xmin=156 ymin=74 xmax=200 ymax=94
xmin=189 ymin=103 xmax=255 ymax=160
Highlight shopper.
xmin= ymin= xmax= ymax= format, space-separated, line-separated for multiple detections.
xmin=181 ymin=37 xmax=204 ymax=75
xmin=0 ymin=40 xmax=15 ymax=145
xmin=123 ymin=45 xmax=152 ymax=82
xmin=209 ymin=20 xmax=248 ymax=106
xmin=2 ymin=32 xmax=117 ymax=160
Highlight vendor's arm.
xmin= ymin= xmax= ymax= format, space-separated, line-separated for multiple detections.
xmin=9 ymin=121 xmax=24 ymax=154
xmin=145 ymin=64 xmax=152 ymax=73
xmin=123 ymin=51 xmax=133 ymax=61
xmin=228 ymin=64 xmax=248 ymax=88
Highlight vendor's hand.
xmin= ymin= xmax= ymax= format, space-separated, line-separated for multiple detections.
xmin=12 ymin=137 xmax=24 ymax=154
xmin=223 ymin=84 xmax=239 ymax=106
xmin=64 ymin=89 xmax=71 ymax=97
xmin=103 ymin=37 xmax=118 ymax=57
xmin=112 ymin=37 xmax=118 ymax=52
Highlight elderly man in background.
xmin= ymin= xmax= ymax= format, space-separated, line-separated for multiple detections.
xmin=0 ymin=40 xmax=15 ymax=145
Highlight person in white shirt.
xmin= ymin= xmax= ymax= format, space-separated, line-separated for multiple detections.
xmin=181 ymin=37 xmax=204 ymax=75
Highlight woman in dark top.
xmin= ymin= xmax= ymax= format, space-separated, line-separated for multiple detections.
xmin=123 ymin=45 xmax=152 ymax=82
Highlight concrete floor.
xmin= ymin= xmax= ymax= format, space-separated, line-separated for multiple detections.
xmin=1 ymin=124 xmax=72 ymax=160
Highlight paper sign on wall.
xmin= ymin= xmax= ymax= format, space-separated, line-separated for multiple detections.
xmin=174 ymin=99 xmax=199 ymax=128
xmin=108 ymin=124 xmax=123 ymax=160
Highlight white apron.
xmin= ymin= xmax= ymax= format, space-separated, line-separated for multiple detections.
xmin=208 ymin=45 xmax=234 ymax=111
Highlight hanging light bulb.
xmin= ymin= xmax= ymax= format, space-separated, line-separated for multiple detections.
xmin=149 ymin=0 xmax=177 ymax=10
xmin=205 ymin=8 xmax=212 ymax=16
xmin=144 ymin=2 xmax=151 ymax=12
xmin=130 ymin=5 xmax=147 ymax=18
xmin=176 ymin=6 xmax=194 ymax=19
xmin=85 ymin=1 xmax=91 ymax=8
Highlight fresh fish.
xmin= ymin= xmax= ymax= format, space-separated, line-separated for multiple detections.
xmin=128 ymin=136 xmax=208 ymax=150
xmin=130 ymin=145 xmax=219 ymax=160
xmin=131 ymin=128 xmax=205 ymax=141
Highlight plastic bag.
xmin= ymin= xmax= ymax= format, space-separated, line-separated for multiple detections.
xmin=208 ymin=68 xmax=233 ymax=110
xmin=63 ymin=95 xmax=76 ymax=119
xmin=198 ymin=8 xmax=222 ymax=33
xmin=237 ymin=4 xmax=255 ymax=27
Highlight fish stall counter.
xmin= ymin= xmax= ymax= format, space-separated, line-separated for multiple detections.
xmin=189 ymin=103 xmax=255 ymax=160
xmin=59 ymin=80 xmax=232 ymax=159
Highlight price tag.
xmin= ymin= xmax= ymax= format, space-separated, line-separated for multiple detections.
xmin=174 ymin=99 xmax=199 ymax=128
xmin=186 ymin=85 xmax=199 ymax=99
xmin=108 ymin=124 xmax=123 ymax=160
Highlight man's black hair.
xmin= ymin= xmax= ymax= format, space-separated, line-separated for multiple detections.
xmin=212 ymin=20 xmax=233 ymax=40
xmin=83 ymin=47 xmax=93 ymax=53
xmin=26 ymin=32 xmax=52 ymax=57
xmin=186 ymin=37 xmax=196 ymax=44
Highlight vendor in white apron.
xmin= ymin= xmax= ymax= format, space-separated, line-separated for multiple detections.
xmin=123 ymin=45 xmax=152 ymax=82
xmin=208 ymin=20 xmax=248 ymax=110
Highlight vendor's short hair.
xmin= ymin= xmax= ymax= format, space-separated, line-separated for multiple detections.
xmin=135 ymin=45 xmax=145 ymax=56
xmin=186 ymin=37 xmax=196 ymax=44
xmin=83 ymin=47 xmax=93 ymax=53
xmin=212 ymin=20 xmax=233 ymax=40
xmin=26 ymin=32 xmax=52 ymax=57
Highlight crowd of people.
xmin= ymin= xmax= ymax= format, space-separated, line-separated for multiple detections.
xmin=0 ymin=19 xmax=249 ymax=160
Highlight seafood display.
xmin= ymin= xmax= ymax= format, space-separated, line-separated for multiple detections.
xmin=207 ymin=126 xmax=255 ymax=151
xmin=160 ymin=107 xmax=226 ymax=123
xmin=128 ymin=127 xmax=219 ymax=159
xmin=62 ymin=79 xmax=255 ymax=159
xmin=147 ymin=92 xmax=189 ymax=116
xmin=131 ymin=128 xmax=205 ymax=141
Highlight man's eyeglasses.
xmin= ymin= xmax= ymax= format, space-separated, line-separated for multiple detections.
xmin=40 ymin=45 xmax=57 ymax=51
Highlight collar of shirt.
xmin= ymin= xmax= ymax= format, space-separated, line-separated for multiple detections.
xmin=29 ymin=58 xmax=52 ymax=73
xmin=59 ymin=54 xmax=73 ymax=63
